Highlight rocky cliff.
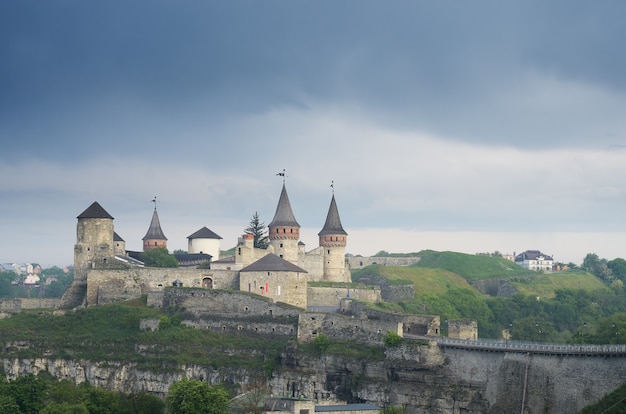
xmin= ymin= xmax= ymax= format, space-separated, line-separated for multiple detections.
xmin=2 ymin=340 xmax=625 ymax=413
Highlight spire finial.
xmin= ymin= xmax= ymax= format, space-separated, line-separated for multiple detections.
xmin=330 ymin=180 xmax=334 ymax=195
xmin=151 ymin=196 xmax=158 ymax=210
xmin=276 ymin=169 xmax=286 ymax=184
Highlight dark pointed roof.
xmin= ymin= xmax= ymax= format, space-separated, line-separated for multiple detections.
xmin=113 ymin=232 xmax=125 ymax=242
xmin=77 ymin=201 xmax=114 ymax=219
xmin=187 ymin=226 xmax=222 ymax=240
xmin=142 ymin=208 xmax=167 ymax=241
xmin=240 ymin=253 xmax=308 ymax=273
xmin=318 ymin=194 xmax=347 ymax=236
xmin=268 ymin=184 xmax=300 ymax=228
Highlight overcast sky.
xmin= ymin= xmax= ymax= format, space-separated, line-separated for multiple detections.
xmin=2 ymin=1 xmax=626 ymax=267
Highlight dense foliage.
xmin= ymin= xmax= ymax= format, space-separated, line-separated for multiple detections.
xmin=0 ymin=373 xmax=164 ymax=414
xmin=140 ymin=247 xmax=179 ymax=268
xmin=166 ymin=379 xmax=229 ymax=414
xmin=579 ymin=381 xmax=626 ymax=413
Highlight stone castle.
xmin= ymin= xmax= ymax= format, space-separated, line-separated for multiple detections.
xmin=60 ymin=182 xmax=375 ymax=312
xmin=56 ymin=180 xmax=483 ymax=349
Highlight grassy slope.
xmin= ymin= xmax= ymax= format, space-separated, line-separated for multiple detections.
xmin=414 ymin=250 xmax=532 ymax=280
xmin=355 ymin=264 xmax=475 ymax=295
xmin=509 ymin=269 xmax=609 ymax=299
xmin=353 ymin=250 xmax=608 ymax=300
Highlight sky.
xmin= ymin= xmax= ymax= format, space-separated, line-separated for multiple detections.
xmin=2 ymin=1 xmax=626 ymax=267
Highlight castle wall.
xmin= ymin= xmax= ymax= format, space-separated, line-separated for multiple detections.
xmin=307 ymin=286 xmax=381 ymax=309
xmin=183 ymin=318 xmax=297 ymax=337
xmin=86 ymin=268 xmax=239 ymax=306
xmin=162 ymin=288 xmax=301 ymax=318
xmin=342 ymin=300 xmax=440 ymax=336
xmin=297 ymin=312 xmax=402 ymax=345
xmin=300 ymin=246 xmax=324 ymax=281
xmin=346 ymin=257 xmax=421 ymax=270
xmin=447 ymin=319 xmax=478 ymax=340
xmin=0 ymin=298 xmax=60 ymax=314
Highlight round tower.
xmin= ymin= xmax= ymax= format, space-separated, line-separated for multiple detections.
xmin=187 ymin=226 xmax=222 ymax=260
xmin=268 ymin=183 xmax=300 ymax=263
xmin=74 ymin=201 xmax=115 ymax=281
xmin=142 ymin=206 xmax=168 ymax=251
xmin=318 ymin=193 xmax=349 ymax=282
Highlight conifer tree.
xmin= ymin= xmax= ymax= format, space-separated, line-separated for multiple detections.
xmin=245 ymin=212 xmax=269 ymax=249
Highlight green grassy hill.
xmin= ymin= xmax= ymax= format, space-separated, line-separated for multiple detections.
xmin=351 ymin=250 xmax=624 ymax=341
xmin=413 ymin=250 xmax=532 ymax=280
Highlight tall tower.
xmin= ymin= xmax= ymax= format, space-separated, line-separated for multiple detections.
xmin=142 ymin=202 xmax=167 ymax=251
xmin=318 ymin=191 xmax=349 ymax=282
xmin=60 ymin=201 xmax=115 ymax=310
xmin=75 ymin=201 xmax=115 ymax=278
xmin=268 ymin=183 xmax=300 ymax=263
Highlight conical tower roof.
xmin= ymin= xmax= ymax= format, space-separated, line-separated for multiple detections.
xmin=268 ymin=184 xmax=300 ymax=228
xmin=77 ymin=201 xmax=113 ymax=219
xmin=318 ymin=194 xmax=347 ymax=236
xmin=142 ymin=208 xmax=167 ymax=241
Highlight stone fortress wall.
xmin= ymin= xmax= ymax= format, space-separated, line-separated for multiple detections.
xmin=151 ymin=287 xmax=437 ymax=346
xmin=0 ymin=298 xmax=60 ymax=316
xmin=346 ymin=256 xmax=421 ymax=270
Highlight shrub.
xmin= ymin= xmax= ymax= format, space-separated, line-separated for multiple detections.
xmin=383 ymin=331 xmax=402 ymax=346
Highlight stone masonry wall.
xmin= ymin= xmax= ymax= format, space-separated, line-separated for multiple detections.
xmin=346 ymin=256 xmax=421 ymax=270
xmin=307 ymin=286 xmax=381 ymax=309
xmin=162 ymin=288 xmax=302 ymax=318
xmin=297 ymin=312 xmax=402 ymax=345
xmin=86 ymin=268 xmax=239 ymax=306
xmin=0 ymin=298 xmax=60 ymax=313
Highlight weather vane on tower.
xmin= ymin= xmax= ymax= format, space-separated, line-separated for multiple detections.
xmin=151 ymin=196 xmax=158 ymax=210
xmin=276 ymin=169 xmax=287 ymax=184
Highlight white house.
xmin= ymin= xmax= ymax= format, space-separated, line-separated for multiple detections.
xmin=515 ymin=250 xmax=553 ymax=272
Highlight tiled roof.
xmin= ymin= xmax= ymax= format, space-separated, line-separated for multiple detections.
xmin=212 ymin=255 xmax=235 ymax=264
xmin=240 ymin=253 xmax=308 ymax=273
xmin=113 ymin=232 xmax=125 ymax=242
xmin=77 ymin=201 xmax=114 ymax=219
xmin=142 ymin=208 xmax=167 ymax=241
xmin=318 ymin=194 xmax=347 ymax=236
xmin=187 ymin=226 xmax=222 ymax=240
xmin=268 ymin=184 xmax=300 ymax=228
xmin=515 ymin=250 xmax=553 ymax=261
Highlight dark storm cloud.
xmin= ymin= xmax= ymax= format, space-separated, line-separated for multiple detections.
xmin=2 ymin=1 xmax=626 ymax=161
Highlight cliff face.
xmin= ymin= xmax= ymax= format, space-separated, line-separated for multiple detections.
xmin=2 ymin=341 xmax=625 ymax=414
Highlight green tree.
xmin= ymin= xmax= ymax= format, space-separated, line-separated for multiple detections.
xmin=40 ymin=402 xmax=89 ymax=414
xmin=118 ymin=392 xmax=165 ymax=414
xmin=2 ymin=373 xmax=47 ymax=413
xmin=245 ymin=212 xmax=269 ymax=249
xmin=140 ymin=247 xmax=179 ymax=268
xmin=608 ymin=258 xmax=626 ymax=281
xmin=582 ymin=253 xmax=601 ymax=275
xmin=0 ymin=271 xmax=17 ymax=298
xmin=166 ymin=379 xmax=229 ymax=414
